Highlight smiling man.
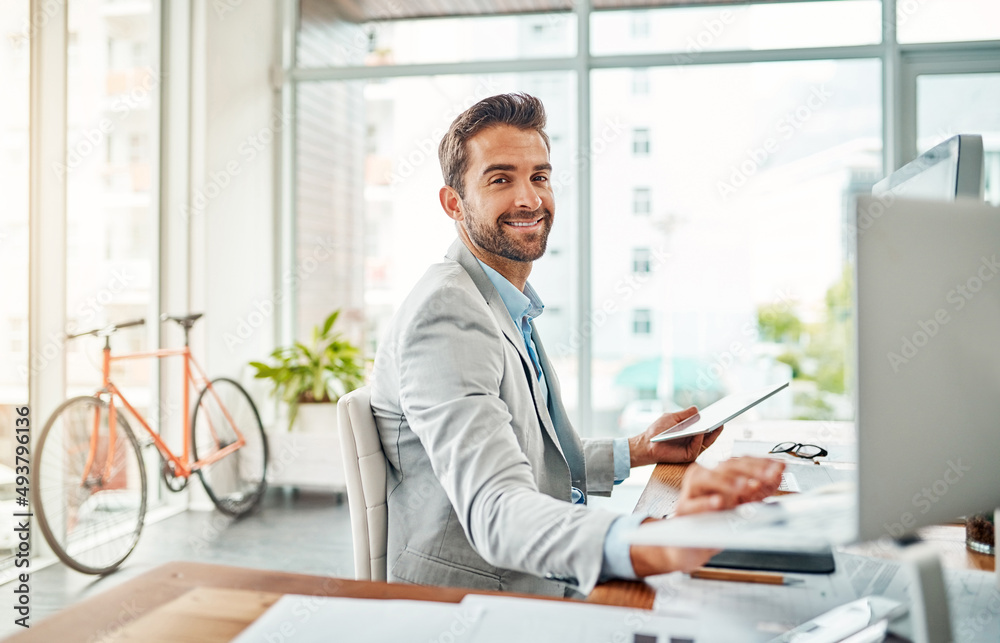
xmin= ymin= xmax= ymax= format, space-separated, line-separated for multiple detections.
xmin=370 ymin=92 xmax=782 ymax=597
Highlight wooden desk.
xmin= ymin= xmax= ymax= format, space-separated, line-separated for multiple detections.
xmin=588 ymin=420 xmax=995 ymax=609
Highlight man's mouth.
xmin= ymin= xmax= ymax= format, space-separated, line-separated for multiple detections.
xmin=503 ymin=217 xmax=544 ymax=229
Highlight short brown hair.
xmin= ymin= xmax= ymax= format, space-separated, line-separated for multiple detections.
xmin=438 ymin=92 xmax=551 ymax=199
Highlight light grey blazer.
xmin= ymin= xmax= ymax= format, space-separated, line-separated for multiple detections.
xmin=370 ymin=239 xmax=621 ymax=597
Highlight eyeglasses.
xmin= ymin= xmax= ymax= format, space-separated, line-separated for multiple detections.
xmin=770 ymin=441 xmax=829 ymax=461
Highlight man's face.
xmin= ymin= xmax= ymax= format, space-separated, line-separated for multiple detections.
xmin=456 ymin=124 xmax=554 ymax=263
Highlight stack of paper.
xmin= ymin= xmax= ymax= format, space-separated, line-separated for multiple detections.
xmin=234 ymin=593 xmax=703 ymax=642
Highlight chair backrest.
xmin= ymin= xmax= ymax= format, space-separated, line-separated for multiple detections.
xmin=337 ymin=386 xmax=388 ymax=581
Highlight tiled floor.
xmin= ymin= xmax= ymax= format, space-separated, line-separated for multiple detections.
xmin=1 ymin=487 xmax=354 ymax=641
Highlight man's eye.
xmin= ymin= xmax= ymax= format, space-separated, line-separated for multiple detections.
xmin=533 ymin=175 xmax=549 ymax=182
xmin=490 ymin=177 xmax=508 ymax=184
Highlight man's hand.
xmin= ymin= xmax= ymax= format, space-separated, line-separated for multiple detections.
xmin=674 ymin=457 xmax=784 ymax=516
xmin=629 ymin=457 xmax=784 ymax=577
xmin=628 ymin=406 xmax=723 ymax=468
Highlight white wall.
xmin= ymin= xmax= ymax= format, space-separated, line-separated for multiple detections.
xmin=190 ymin=0 xmax=279 ymax=391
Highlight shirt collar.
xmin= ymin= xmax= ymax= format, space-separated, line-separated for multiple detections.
xmin=475 ymin=258 xmax=544 ymax=325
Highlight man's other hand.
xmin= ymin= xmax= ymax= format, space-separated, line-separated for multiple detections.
xmin=628 ymin=406 xmax=722 ymax=467
xmin=674 ymin=457 xmax=784 ymax=516
xmin=629 ymin=457 xmax=784 ymax=577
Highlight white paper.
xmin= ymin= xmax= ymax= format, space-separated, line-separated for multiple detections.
xmin=835 ymin=552 xmax=1000 ymax=643
xmin=458 ymin=594 xmax=700 ymax=642
xmin=631 ymin=486 xmax=858 ymax=552
xmin=232 ymin=595 xmax=482 ymax=643
xmin=649 ymin=567 xmax=859 ymax=642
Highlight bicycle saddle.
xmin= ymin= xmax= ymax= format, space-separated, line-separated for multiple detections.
xmin=161 ymin=312 xmax=204 ymax=327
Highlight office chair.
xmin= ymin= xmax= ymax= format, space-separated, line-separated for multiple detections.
xmin=337 ymin=385 xmax=388 ymax=581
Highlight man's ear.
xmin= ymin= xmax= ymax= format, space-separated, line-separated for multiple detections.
xmin=439 ymin=185 xmax=464 ymax=222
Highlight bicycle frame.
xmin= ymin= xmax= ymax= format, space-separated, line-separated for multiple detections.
xmin=87 ymin=341 xmax=247 ymax=483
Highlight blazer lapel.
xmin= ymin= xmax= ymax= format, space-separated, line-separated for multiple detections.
xmin=446 ymin=239 xmax=568 ymax=464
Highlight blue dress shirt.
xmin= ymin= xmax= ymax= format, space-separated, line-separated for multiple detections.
xmin=476 ymin=259 xmax=640 ymax=581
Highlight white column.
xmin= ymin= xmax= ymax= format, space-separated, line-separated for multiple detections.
xmin=28 ymin=0 xmax=68 ymax=561
xmin=28 ymin=1 xmax=68 ymax=442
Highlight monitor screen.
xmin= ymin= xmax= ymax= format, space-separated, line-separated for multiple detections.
xmin=855 ymin=195 xmax=1000 ymax=542
xmin=872 ymin=134 xmax=985 ymax=201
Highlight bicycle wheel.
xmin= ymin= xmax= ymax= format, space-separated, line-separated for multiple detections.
xmin=191 ymin=378 xmax=268 ymax=516
xmin=33 ymin=396 xmax=147 ymax=575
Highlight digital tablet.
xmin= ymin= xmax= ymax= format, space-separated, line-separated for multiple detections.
xmin=650 ymin=381 xmax=789 ymax=442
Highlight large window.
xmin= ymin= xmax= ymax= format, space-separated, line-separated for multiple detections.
xmin=592 ymin=60 xmax=880 ymax=430
xmin=297 ymin=0 xmax=576 ymax=67
xmin=591 ymin=1 xmax=882 ymax=55
xmin=56 ymin=4 xmax=164 ymax=509
xmin=65 ymin=0 xmax=157 ymax=413
xmin=896 ymin=0 xmax=1000 ymax=44
xmin=289 ymin=0 xmax=998 ymax=437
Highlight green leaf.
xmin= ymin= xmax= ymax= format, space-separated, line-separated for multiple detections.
xmin=247 ymin=308 xmax=366 ymax=430
xmin=321 ymin=310 xmax=339 ymax=338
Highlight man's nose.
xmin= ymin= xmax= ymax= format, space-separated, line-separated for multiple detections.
xmin=513 ymin=179 xmax=543 ymax=211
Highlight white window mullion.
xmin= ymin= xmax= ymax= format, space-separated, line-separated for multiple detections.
xmin=28 ymin=0 xmax=68 ymax=441
xmin=28 ymin=0 xmax=69 ymax=563
xmin=575 ymin=0 xmax=593 ymax=437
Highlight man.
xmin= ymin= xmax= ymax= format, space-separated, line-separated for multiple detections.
xmin=370 ymin=92 xmax=783 ymax=597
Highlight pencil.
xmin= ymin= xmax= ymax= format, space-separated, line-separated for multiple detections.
xmin=689 ymin=568 xmax=803 ymax=585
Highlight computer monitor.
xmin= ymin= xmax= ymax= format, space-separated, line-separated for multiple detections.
xmin=855 ymin=195 xmax=1000 ymax=542
xmin=872 ymin=134 xmax=985 ymax=201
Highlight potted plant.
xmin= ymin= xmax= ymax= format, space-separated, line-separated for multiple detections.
xmin=250 ymin=310 xmax=365 ymax=431
xmin=249 ymin=310 xmax=365 ymax=490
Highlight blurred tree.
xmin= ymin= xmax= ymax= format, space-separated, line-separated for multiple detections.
xmin=807 ymin=265 xmax=853 ymax=395
xmin=757 ymin=303 xmax=803 ymax=343
xmin=756 ymin=265 xmax=854 ymax=420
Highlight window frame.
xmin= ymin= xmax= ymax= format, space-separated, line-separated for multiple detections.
xmin=632 ymin=308 xmax=653 ymax=336
xmin=280 ymin=0 xmax=1000 ymax=437
xmin=632 ymin=186 xmax=651 ymax=215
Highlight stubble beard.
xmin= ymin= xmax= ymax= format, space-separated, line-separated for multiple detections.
xmin=461 ymin=202 xmax=553 ymax=263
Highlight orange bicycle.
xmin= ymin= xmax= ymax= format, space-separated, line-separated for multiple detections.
xmin=32 ymin=313 xmax=268 ymax=574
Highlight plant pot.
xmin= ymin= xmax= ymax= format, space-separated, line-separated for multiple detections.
xmin=294 ymin=403 xmax=338 ymax=433
xmin=266 ymin=403 xmax=346 ymax=490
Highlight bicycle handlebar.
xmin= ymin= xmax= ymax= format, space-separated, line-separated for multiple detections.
xmin=67 ymin=318 xmax=147 ymax=340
